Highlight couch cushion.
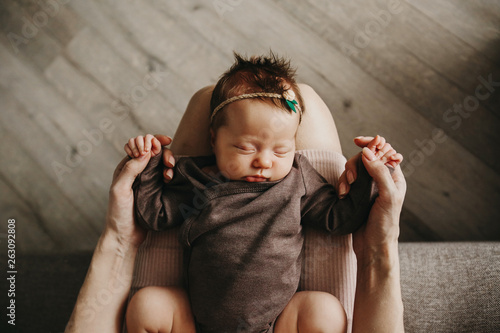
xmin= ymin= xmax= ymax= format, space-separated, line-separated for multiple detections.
xmin=399 ymin=242 xmax=500 ymax=333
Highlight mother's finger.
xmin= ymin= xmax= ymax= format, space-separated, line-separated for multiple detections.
xmin=337 ymin=170 xmax=349 ymax=198
xmin=161 ymin=148 xmax=175 ymax=183
xmin=163 ymin=168 xmax=174 ymax=183
xmin=112 ymin=156 xmax=130 ymax=183
xmin=339 ymin=152 xmax=362 ymax=197
xmin=361 ymin=147 xmax=397 ymax=194
xmin=353 ymin=136 xmax=375 ymax=148
xmin=162 ymin=148 xmax=175 ymax=168
xmin=344 ymin=152 xmax=361 ymax=182
xmin=124 ymin=144 xmax=134 ymax=158
xmin=112 ymin=154 xmax=151 ymax=192
xmin=154 ymin=134 xmax=172 ymax=146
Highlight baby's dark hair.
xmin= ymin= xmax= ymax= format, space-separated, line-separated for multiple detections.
xmin=210 ymin=52 xmax=304 ymax=129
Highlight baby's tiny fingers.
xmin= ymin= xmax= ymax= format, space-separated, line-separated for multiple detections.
xmin=128 ymin=137 xmax=139 ymax=157
xmin=144 ymin=134 xmax=155 ymax=153
xmin=367 ymin=135 xmax=381 ymax=151
xmin=380 ymin=150 xmax=395 ymax=163
xmin=376 ymin=136 xmax=387 ymax=151
xmin=376 ymin=142 xmax=393 ymax=158
xmin=124 ymin=144 xmax=134 ymax=158
xmin=391 ymin=153 xmax=404 ymax=163
xmin=386 ymin=160 xmax=398 ymax=168
xmin=383 ymin=153 xmax=403 ymax=168
xmin=135 ymin=135 xmax=145 ymax=155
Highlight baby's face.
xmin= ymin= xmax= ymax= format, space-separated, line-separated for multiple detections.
xmin=211 ymin=99 xmax=300 ymax=182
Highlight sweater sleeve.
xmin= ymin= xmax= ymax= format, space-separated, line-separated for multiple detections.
xmin=300 ymin=154 xmax=380 ymax=235
xmin=132 ymin=153 xmax=194 ymax=231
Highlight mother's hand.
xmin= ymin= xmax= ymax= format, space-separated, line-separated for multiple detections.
xmin=352 ymin=146 xmax=407 ymax=258
xmin=105 ymin=135 xmax=172 ymax=248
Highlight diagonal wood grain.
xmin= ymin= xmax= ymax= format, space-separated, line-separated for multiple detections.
xmin=0 ymin=0 xmax=499 ymax=253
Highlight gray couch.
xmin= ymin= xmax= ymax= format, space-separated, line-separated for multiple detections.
xmin=4 ymin=242 xmax=499 ymax=332
xmin=399 ymin=242 xmax=499 ymax=333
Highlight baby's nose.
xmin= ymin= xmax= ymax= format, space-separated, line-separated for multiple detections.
xmin=253 ymin=153 xmax=272 ymax=169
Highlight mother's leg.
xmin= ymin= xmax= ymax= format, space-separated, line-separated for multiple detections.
xmin=170 ymin=84 xmax=342 ymax=155
xmin=170 ymin=86 xmax=214 ymax=156
xmin=295 ymin=84 xmax=342 ymax=153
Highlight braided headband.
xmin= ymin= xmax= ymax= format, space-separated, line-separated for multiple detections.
xmin=210 ymin=90 xmax=301 ymax=123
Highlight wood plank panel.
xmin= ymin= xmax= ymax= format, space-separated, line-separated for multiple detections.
xmin=0 ymin=177 xmax=58 ymax=253
xmin=0 ymin=46 xmax=117 ymax=231
xmin=0 ymin=108 xmax=98 ymax=252
xmin=406 ymin=0 xmax=500 ymax=64
xmin=12 ymin=0 xmax=84 ymax=46
xmin=44 ymin=55 xmax=144 ymax=153
xmin=89 ymin=0 xmax=227 ymax=90
xmin=1 ymin=0 xmax=62 ymax=69
xmin=65 ymin=27 xmax=183 ymax=136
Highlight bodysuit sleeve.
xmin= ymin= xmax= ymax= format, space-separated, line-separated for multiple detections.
xmin=299 ymin=154 xmax=385 ymax=235
xmin=132 ymin=153 xmax=194 ymax=231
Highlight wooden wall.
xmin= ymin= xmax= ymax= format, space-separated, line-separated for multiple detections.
xmin=0 ymin=0 xmax=499 ymax=253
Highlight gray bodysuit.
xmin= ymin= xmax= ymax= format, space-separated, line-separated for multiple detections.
xmin=133 ymin=153 xmax=376 ymax=333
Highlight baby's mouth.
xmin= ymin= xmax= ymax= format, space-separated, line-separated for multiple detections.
xmin=244 ymin=175 xmax=269 ymax=182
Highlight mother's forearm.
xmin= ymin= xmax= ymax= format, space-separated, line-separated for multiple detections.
xmin=65 ymin=230 xmax=138 ymax=333
xmin=352 ymin=242 xmax=405 ymax=333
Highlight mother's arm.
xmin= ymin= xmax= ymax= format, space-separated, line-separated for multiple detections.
xmin=351 ymin=147 xmax=406 ymax=333
xmin=65 ymin=137 xmax=172 ymax=333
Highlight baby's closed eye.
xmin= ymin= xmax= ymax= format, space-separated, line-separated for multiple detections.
xmin=234 ymin=145 xmax=256 ymax=154
xmin=274 ymin=147 xmax=292 ymax=157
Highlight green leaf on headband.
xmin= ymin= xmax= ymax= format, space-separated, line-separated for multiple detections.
xmin=286 ymin=100 xmax=297 ymax=113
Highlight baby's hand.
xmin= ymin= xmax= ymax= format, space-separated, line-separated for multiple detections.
xmin=124 ymin=134 xmax=163 ymax=159
xmin=364 ymin=135 xmax=403 ymax=169
xmin=338 ymin=135 xmax=403 ymax=198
